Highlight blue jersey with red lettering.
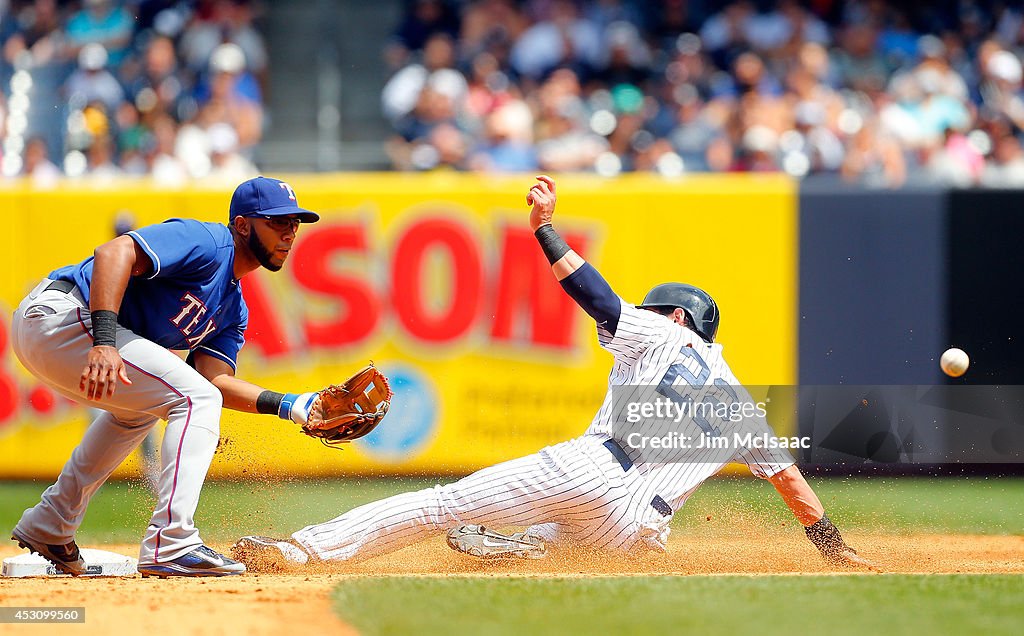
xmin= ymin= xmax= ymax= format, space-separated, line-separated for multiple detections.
xmin=49 ymin=218 xmax=248 ymax=371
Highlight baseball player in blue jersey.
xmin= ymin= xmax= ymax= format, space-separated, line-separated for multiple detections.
xmin=10 ymin=176 xmax=332 ymax=578
xmin=232 ymin=176 xmax=876 ymax=572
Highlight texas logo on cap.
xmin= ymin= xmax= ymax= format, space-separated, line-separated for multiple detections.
xmin=229 ymin=176 xmax=320 ymax=223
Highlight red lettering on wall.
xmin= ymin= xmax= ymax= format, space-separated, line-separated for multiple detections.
xmin=240 ymin=273 xmax=291 ymax=358
xmin=239 ymin=214 xmax=598 ymax=359
xmin=27 ymin=385 xmax=55 ymax=414
xmin=392 ymin=217 xmax=483 ymax=342
xmin=0 ymin=317 xmax=17 ymax=423
xmin=292 ymin=224 xmax=380 ymax=347
xmin=491 ymin=227 xmax=588 ymax=349
xmin=0 ymin=374 xmax=16 ymax=423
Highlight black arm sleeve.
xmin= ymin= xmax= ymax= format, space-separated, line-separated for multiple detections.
xmin=805 ymin=513 xmax=852 ymax=562
xmin=90 ymin=310 xmax=118 ymax=347
xmin=559 ymin=263 xmax=621 ymax=335
xmin=256 ymin=390 xmax=286 ymax=415
xmin=535 ymin=225 xmax=571 ymax=264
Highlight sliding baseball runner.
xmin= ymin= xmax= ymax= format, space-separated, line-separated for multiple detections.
xmin=233 ymin=176 xmax=877 ymax=571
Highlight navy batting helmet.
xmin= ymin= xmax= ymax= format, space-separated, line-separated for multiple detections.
xmin=637 ymin=283 xmax=719 ymax=342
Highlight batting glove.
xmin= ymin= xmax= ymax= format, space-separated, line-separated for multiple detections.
xmin=279 ymin=392 xmax=318 ymax=425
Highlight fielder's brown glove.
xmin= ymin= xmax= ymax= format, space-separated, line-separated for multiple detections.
xmin=300 ymin=364 xmax=393 ymax=448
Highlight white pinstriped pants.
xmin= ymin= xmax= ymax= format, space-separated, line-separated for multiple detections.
xmin=292 ymin=435 xmax=673 ymax=562
xmin=11 ymin=280 xmax=223 ymax=564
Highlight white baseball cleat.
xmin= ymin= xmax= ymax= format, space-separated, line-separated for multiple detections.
xmin=230 ymin=536 xmax=310 ymax=571
xmin=446 ymin=525 xmax=547 ymax=560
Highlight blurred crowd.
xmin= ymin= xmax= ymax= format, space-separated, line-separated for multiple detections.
xmin=382 ymin=0 xmax=1024 ymax=187
xmin=0 ymin=0 xmax=265 ymax=185
xmin=6 ymin=1 xmax=1024 ymax=188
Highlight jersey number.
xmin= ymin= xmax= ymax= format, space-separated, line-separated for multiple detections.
xmin=656 ymin=346 xmax=738 ymax=437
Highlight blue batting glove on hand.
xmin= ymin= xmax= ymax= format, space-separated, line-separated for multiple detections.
xmin=279 ymin=392 xmax=318 ymax=425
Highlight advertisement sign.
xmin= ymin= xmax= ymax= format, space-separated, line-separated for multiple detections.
xmin=0 ymin=174 xmax=796 ymax=477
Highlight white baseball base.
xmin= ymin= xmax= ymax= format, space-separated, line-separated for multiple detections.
xmin=2 ymin=549 xmax=138 ymax=577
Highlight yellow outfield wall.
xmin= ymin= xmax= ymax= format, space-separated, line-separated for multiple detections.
xmin=0 ymin=173 xmax=797 ymax=478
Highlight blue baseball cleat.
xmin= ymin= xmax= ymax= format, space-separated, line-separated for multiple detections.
xmin=137 ymin=545 xmax=245 ymax=578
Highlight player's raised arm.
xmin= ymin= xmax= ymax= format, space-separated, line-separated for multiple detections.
xmin=529 ymin=176 xmax=622 ymax=334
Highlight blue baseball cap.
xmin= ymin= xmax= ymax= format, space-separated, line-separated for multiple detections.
xmin=228 ymin=176 xmax=320 ymax=223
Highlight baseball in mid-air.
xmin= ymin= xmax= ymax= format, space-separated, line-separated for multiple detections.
xmin=940 ymin=347 xmax=970 ymax=377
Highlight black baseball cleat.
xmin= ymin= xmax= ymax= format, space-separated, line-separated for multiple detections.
xmin=11 ymin=527 xmax=88 ymax=576
xmin=137 ymin=545 xmax=246 ymax=578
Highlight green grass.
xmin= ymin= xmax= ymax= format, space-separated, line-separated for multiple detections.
xmin=1 ymin=476 xmax=1022 ymax=543
xmin=332 ymin=575 xmax=1024 ymax=636
xmin=3 ymin=477 xmax=1020 ymax=635
xmin=679 ymin=475 xmax=1024 ymax=535
xmin=0 ymin=476 xmax=439 ymax=543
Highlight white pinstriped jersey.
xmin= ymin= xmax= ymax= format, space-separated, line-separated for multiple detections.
xmin=288 ymin=297 xmax=795 ymax=562
xmin=586 ymin=299 xmax=794 ymax=511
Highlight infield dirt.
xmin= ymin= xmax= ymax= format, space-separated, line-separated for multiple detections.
xmin=0 ymin=533 xmax=1020 ymax=635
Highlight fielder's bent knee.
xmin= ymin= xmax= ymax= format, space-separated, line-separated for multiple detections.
xmin=193 ymin=383 xmax=223 ymax=411
xmin=190 ymin=384 xmax=223 ymax=417
xmin=168 ymin=382 xmax=223 ymax=434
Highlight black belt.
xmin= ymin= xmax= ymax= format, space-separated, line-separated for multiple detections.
xmin=602 ymin=439 xmax=673 ymax=516
xmin=45 ymin=280 xmax=77 ymax=293
xmin=603 ymin=439 xmax=634 ymax=471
